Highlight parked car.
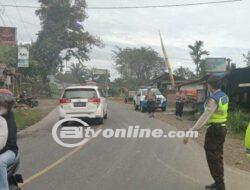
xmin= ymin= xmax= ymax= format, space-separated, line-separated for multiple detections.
xmin=59 ymin=85 xmax=108 ymax=124
xmin=133 ymin=88 xmax=167 ymax=112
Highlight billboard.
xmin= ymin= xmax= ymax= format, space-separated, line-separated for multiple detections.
xmin=205 ymin=58 xmax=227 ymax=73
xmin=94 ymin=68 xmax=109 ymax=75
xmin=18 ymin=46 xmax=29 ymax=67
xmin=0 ymin=27 xmax=16 ymax=45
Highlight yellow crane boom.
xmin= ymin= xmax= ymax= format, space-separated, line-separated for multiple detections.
xmin=159 ymin=31 xmax=175 ymax=88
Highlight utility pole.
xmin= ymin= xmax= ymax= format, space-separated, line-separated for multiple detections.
xmin=159 ymin=31 xmax=175 ymax=88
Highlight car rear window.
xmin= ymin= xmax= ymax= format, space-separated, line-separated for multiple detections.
xmin=63 ymin=89 xmax=97 ymax=99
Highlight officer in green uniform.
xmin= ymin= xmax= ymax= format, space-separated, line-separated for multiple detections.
xmin=183 ymin=75 xmax=229 ymax=190
xmin=245 ymin=123 xmax=250 ymax=160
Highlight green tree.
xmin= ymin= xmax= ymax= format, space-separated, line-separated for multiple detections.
xmin=188 ymin=41 xmax=209 ymax=77
xmin=86 ymin=67 xmax=98 ymax=81
xmin=0 ymin=46 xmax=17 ymax=67
xmin=174 ymin=66 xmax=196 ymax=80
xmin=109 ymin=78 xmax=140 ymax=96
xmin=69 ymin=63 xmax=88 ymax=83
xmin=55 ymin=72 xmax=78 ymax=83
xmin=243 ymin=51 xmax=250 ymax=67
xmin=113 ymin=47 xmax=163 ymax=85
xmin=33 ymin=0 xmax=102 ymax=83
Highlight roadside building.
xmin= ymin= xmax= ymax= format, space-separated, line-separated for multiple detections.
xmin=226 ymin=67 xmax=250 ymax=109
xmin=177 ymin=75 xmax=210 ymax=113
xmin=177 ymin=67 xmax=250 ymax=112
xmin=151 ymin=72 xmax=185 ymax=92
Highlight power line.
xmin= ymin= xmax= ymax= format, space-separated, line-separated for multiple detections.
xmin=0 ymin=15 xmax=5 ymax=25
xmin=0 ymin=6 xmax=6 ymax=26
xmin=0 ymin=2 xmax=15 ymax=27
xmin=0 ymin=0 xmax=242 ymax=10
xmin=13 ymin=0 xmax=33 ymax=42
xmin=88 ymin=0 xmax=242 ymax=9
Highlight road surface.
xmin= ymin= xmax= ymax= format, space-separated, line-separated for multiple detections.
xmin=18 ymin=101 xmax=250 ymax=190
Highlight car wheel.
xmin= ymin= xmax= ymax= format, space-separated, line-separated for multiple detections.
xmin=161 ymin=107 xmax=166 ymax=112
xmin=96 ymin=117 xmax=104 ymax=125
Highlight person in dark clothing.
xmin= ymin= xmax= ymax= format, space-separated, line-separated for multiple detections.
xmin=175 ymin=91 xmax=185 ymax=119
xmin=19 ymin=90 xmax=27 ymax=99
xmin=175 ymin=91 xmax=180 ymax=118
xmin=0 ymin=89 xmax=18 ymax=190
xmin=146 ymin=88 xmax=156 ymax=118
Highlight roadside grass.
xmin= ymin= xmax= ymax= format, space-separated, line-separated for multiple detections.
xmin=108 ymin=96 xmax=124 ymax=101
xmin=14 ymin=109 xmax=44 ymax=130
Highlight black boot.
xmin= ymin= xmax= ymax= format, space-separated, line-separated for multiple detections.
xmin=205 ymin=183 xmax=216 ymax=189
xmin=215 ymin=182 xmax=225 ymax=190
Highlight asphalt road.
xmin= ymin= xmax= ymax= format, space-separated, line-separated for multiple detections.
xmin=18 ymin=101 xmax=250 ymax=190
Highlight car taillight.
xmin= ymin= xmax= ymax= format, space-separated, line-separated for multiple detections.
xmin=59 ymin=98 xmax=71 ymax=104
xmin=88 ymin=98 xmax=101 ymax=104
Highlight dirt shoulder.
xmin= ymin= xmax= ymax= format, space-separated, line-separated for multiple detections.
xmin=114 ymin=99 xmax=250 ymax=172
xmin=154 ymin=110 xmax=250 ymax=172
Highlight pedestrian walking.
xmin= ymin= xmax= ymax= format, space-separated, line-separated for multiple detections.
xmin=146 ymin=88 xmax=156 ymax=118
xmin=183 ymin=75 xmax=229 ymax=190
xmin=175 ymin=91 xmax=185 ymax=119
xmin=178 ymin=91 xmax=186 ymax=120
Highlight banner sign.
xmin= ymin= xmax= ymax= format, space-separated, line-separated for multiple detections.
xmin=18 ymin=46 xmax=29 ymax=67
xmin=205 ymin=58 xmax=227 ymax=73
xmin=94 ymin=69 xmax=109 ymax=75
xmin=0 ymin=27 xmax=16 ymax=45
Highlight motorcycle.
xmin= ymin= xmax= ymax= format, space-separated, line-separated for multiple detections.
xmin=0 ymin=116 xmax=23 ymax=190
xmin=16 ymin=97 xmax=39 ymax=108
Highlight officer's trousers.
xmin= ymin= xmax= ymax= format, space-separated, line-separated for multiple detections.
xmin=204 ymin=124 xmax=227 ymax=190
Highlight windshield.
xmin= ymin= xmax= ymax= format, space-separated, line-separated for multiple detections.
xmin=152 ymin=89 xmax=162 ymax=95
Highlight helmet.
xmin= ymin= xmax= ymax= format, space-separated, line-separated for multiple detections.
xmin=0 ymin=89 xmax=14 ymax=114
xmin=207 ymin=74 xmax=224 ymax=90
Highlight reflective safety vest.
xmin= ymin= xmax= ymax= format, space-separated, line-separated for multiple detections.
xmin=245 ymin=123 xmax=250 ymax=160
xmin=208 ymin=90 xmax=229 ymax=124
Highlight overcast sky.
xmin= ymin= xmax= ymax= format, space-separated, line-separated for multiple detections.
xmin=0 ymin=0 xmax=249 ymax=79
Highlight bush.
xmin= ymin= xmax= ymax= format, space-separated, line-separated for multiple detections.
xmin=227 ymin=110 xmax=250 ymax=134
xmin=49 ymin=83 xmax=62 ymax=99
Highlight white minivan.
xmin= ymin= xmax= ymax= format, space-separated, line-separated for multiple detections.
xmin=58 ymin=85 xmax=108 ymax=124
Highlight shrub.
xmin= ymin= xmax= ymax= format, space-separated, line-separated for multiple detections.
xmin=227 ymin=110 xmax=250 ymax=134
xmin=49 ymin=83 xmax=62 ymax=99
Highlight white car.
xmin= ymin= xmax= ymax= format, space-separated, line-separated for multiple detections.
xmin=59 ymin=85 xmax=108 ymax=124
xmin=133 ymin=88 xmax=167 ymax=112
